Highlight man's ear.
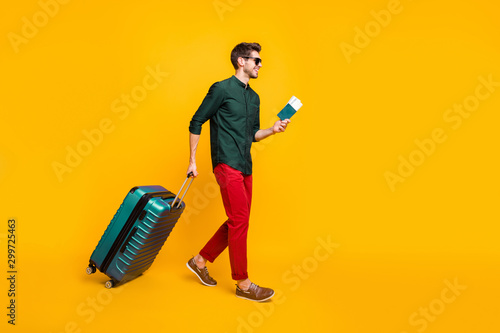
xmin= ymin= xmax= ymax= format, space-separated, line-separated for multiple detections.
xmin=237 ymin=57 xmax=246 ymax=68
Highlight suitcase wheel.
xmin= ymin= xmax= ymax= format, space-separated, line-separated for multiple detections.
xmin=105 ymin=280 xmax=115 ymax=289
xmin=86 ymin=265 xmax=96 ymax=275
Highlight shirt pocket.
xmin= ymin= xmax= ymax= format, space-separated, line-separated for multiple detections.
xmin=248 ymin=103 xmax=259 ymax=125
xmin=248 ymin=103 xmax=259 ymax=116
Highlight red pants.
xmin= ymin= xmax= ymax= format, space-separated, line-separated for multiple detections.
xmin=199 ymin=163 xmax=252 ymax=280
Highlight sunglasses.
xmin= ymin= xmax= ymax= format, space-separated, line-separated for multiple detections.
xmin=242 ymin=57 xmax=262 ymax=66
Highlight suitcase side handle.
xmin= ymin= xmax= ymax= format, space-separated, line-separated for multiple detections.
xmin=172 ymin=172 xmax=194 ymax=209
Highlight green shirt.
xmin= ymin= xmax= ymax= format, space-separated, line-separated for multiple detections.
xmin=189 ymin=76 xmax=260 ymax=175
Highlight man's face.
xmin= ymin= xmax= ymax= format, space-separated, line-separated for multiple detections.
xmin=242 ymin=50 xmax=262 ymax=79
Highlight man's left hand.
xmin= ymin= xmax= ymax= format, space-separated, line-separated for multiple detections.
xmin=273 ymin=119 xmax=291 ymax=134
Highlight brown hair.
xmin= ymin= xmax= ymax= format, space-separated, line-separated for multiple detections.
xmin=230 ymin=42 xmax=261 ymax=70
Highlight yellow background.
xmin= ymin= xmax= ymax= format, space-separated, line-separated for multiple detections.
xmin=1 ymin=0 xmax=499 ymax=332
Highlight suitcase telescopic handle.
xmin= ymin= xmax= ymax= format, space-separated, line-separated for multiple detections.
xmin=172 ymin=172 xmax=194 ymax=209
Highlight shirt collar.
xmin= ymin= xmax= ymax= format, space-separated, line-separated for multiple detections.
xmin=232 ymin=75 xmax=250 ymax=89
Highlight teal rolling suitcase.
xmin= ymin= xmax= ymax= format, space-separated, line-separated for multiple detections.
xmin=86 ymin=175 xmax=193 ymax=288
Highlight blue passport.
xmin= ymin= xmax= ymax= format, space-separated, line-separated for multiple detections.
xmin=277 ymin=96 xmax=302 ymax=120
xmin=277 ymin=104 xmax=297 ymax=120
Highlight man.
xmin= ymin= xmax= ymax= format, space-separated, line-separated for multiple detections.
xmin=186 ymin=42 xmax=291 ymax=302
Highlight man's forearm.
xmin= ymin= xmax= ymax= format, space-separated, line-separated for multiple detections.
xmin=190 ymin=133 xmax=200 ymax=163
xmin=254 ymin=118 xmax=290 ymax=141
xmin=254 ymin=127 xmax=274 ymax=142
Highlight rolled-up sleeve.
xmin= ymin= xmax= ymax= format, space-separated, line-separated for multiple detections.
xmin=252 ymin=105 xmax=260 ymax=142
xmin=189 ymin=82 xmax=224 ymax=135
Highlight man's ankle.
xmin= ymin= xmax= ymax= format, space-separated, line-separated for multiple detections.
xmin=194 ymin=254 xmax=206 ymax=269
xmin=237 ymin=278 xmax=251 ymax=291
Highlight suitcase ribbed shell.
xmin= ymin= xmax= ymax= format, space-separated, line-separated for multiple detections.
xmin=88 ymin=185 xmax=185 ymax=287
xmin=113 ymin=200 xmax=183 ymax=282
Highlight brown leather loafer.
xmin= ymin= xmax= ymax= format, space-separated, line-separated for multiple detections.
xmin=236 ymin=283 xmax=275 ymax=302
xmin=186 ymin=257 xmax=217 ymax=287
